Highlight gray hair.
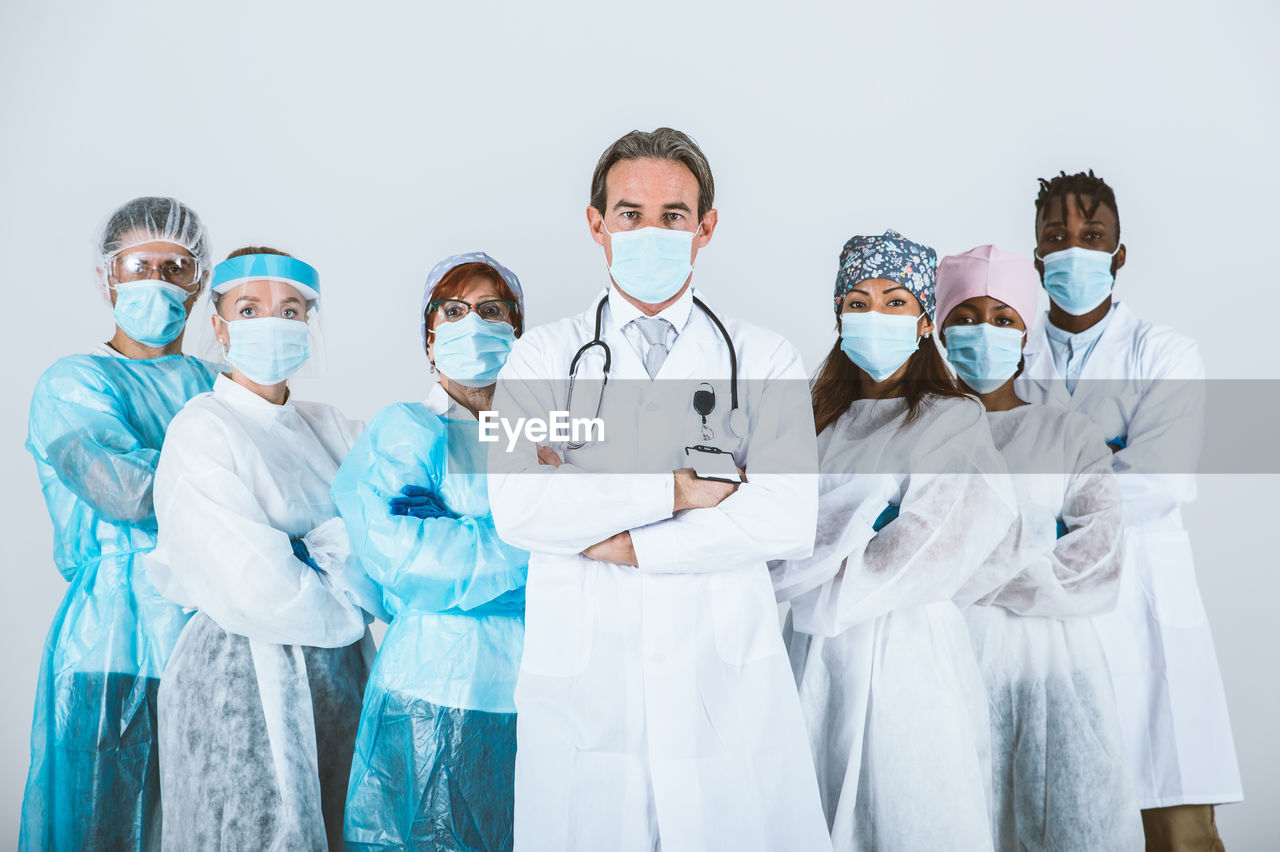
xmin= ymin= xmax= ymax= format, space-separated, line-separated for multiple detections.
xmin=589 ymin=128 xmax=715 ymax=220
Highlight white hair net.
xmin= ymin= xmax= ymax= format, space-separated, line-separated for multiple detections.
xmin=95 ymin=197 xmax=210 ymax=303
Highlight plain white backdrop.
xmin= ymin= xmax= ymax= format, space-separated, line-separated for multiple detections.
xmin=2 ymin=0 xmax=1277 ymax=846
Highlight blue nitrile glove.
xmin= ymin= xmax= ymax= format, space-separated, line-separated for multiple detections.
xmin=291 ymin=536 xmax=322 ymax=572
xmin=873 ymin=504 xmax=899 ymax=533
xmin=388 ymin=484 xmax=458 ymax=520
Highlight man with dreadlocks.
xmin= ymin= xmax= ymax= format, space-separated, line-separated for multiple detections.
xmin=1014 ymin=171 xmax=1241 ymax=851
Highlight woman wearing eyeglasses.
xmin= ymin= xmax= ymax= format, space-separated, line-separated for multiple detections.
xmin=333 ymin=253 xmax=530 ymax=851
xmin=20 ymin=197 xmax=217 ymax=851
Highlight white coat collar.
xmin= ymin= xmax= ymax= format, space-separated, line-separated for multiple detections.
xmin=606 ymin=283 xmax=695 ymax=339
xmin=424 ymin=380 xmax=478 ymax=421
xmin=424 ymin=381 xmax=452 ymax=416
xmin=1022 ymin=301 xmax=1138 ymax=401
xmin=213 ymin=372 xmax=298 ymax=422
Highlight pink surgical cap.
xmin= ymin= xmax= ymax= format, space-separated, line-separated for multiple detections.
xmin=935 ymin=245 xmax=1041 ymax=329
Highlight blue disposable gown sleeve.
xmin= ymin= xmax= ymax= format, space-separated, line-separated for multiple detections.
xmin=28 ymin=358 xmax=159 ymax=525
xmin=332 ymin=404 xmax=528 ymax=614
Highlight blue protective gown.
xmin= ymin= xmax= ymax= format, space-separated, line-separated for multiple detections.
xmin=333 ymin=385 xmax=529 ymax=852
xmin=19 ymin=346 xmax=216 ymax=852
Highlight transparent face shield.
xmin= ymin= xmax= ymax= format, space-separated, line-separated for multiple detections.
xmin=189 ymin=254 xmax=325 ymax=384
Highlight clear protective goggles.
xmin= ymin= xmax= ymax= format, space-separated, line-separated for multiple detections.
xmin=108 ymin=250 xmax=203 ymax=291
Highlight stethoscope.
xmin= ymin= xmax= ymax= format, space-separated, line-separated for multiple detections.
xmin=566 ymin=293 xmax=748 ymax=449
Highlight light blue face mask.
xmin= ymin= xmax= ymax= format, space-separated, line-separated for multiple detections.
xmin=222 ymin=316 xmax=311 ymax=385
xmin=944 ymin=323 xmax=1025 ymax=394
xmin=1037 ymin=245 xmax=1119 ymax=316
xmin=605 ymin=225 xmax=698 ymax=304
xmin=431 ymin=312 xmax=515 ymax=388
xmin=839 ymin=311 xmax=923 ymax=382
xmin=112 ymin=280 xmax=190 ymax=347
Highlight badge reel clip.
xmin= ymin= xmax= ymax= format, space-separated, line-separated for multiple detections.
xmin=685 ymin=382 xmax=742 ymax=483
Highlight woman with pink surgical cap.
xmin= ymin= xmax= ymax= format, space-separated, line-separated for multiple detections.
xmin=938 ymin=245 xmax=1143 ymax=851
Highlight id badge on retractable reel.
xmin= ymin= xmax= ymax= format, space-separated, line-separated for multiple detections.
xmin=685 ymin=381 xmax=743 ymax=482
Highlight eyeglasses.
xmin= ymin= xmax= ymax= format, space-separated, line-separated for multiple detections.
xmin=109 ymin=251 xmax=202 ymax=289
xmin=429 ymin=298 xmax=518 ymax=324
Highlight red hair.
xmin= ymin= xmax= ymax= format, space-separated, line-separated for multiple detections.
xmin=426 ymin=262 xmax=523 ymax=336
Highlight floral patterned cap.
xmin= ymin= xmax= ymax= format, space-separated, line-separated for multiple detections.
xmin=834 ymin=229 xmax=938 ymax=317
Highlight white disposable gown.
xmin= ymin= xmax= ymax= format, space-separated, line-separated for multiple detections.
xmin=772 ymin=394 xmax=1017 ymax=852
xmin=148 ymin=374 xmax=382 ymax=850
xmin=959 ymin=404 xmax=1144 ymax=851
xmin=1017 ymin=303 xmax=1242 ymax=809
xmin=487 ymin=287 xmax=831 ymax=852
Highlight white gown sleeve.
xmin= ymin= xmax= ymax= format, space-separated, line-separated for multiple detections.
xmin=787 ymin=399 xmax=1017 ymax=638
xmin=1111 ymin=334 xmax=1203 ymax=524
xmin=149 ymin=407 xmax=367 ymax=647
xmin=629 ymin=339 xmax=819 ymax=573
xmin=487 ymin=334 xmax=676 ymax=554
xmin=970 ymin=423 xmax=1125 ymax=617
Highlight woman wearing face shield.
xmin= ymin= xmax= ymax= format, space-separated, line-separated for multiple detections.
xmin=333 ymin=253 xmax=529 ymax=852
xmin=20 ymin=197 xmax=217 ymax=852
xmin=146 ymin=247 xmax=384 ymax=850
xmin=770 ymin=230 xmax=1018 ymax=852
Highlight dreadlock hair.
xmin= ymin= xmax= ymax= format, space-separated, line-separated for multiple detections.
xmin=1034 ymin=170 xmax=1120 ymax=239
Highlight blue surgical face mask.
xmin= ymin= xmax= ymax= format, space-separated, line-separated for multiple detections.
xmin=605 ymin=224 xmax=698 ymax=304
xmin=1037 ymin=245 xmax=1119 ymax=316
xmin=944 ymin=323 xmax=1025 ymax=394
xmin=221 ymin=316 xmax=311 ymax=385
xmin=431 ymin=312 xmax=516 ymax=388
xmin=839 ymin=311 xmax=923 ymax=383
xmin=112 ymin=280 xmax=190 ymax=347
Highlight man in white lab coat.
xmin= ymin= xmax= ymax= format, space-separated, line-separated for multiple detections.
xmin=1015 ymin=170 xmax=1242 ymax=851
xmin=487 ymin=128 xmax=831 ymax=851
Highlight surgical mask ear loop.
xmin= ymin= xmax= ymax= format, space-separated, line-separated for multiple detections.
xmin=1034 ymin=243 xmax=1121 ymax=262
xmin=602 ymin=221 xmax=703 ymax=246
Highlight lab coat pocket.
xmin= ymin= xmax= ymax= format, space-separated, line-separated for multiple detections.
xmin=1139 ymin=529 xmax=1208 ymax=630
xmin=520 ymin=561 xmax=596 ymax=678
xmin=709 ymin=566 xmax=786 ymax=665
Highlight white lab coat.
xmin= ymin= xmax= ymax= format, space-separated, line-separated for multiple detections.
xmin=1016 ymin=302 xmax=1242 ymax=809
xmin=961 ymin=405 xmax=1144 ymax=851
xmin=487 ymin=287 xmax=831 ymax=852
xmin=772 ymin=394 xmax=1017 ymax=852
xmin=148 ymin=374 xmax=381 ymax=849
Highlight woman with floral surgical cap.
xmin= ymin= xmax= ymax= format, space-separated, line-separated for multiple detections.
xmin=771 ymin=230 xmax=1017 ymax=852
xmin=333 ymin=253 xmax=530 ymax=851
xmin=937 ymin=245 xmax=1143 ymax=851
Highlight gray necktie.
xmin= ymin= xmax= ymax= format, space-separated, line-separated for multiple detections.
xmin=634 ymin=316 xmax=672 ymax=379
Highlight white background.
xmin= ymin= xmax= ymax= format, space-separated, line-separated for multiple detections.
xmin=2 ymin=0 xmax=1277 ymax=846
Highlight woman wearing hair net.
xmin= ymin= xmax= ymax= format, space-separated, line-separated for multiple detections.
xmin=333 ymin=253 xmax=530 ymax=851
xmin=771 ymin=230 xmax=1017 ymax=852
xmin=19 ymin=197 xmax=218 ymax=851
xmin=937 ymin=245 xmax=1143 ymax=850
xmin=146 ymin=247 xmax=384 ymax=850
